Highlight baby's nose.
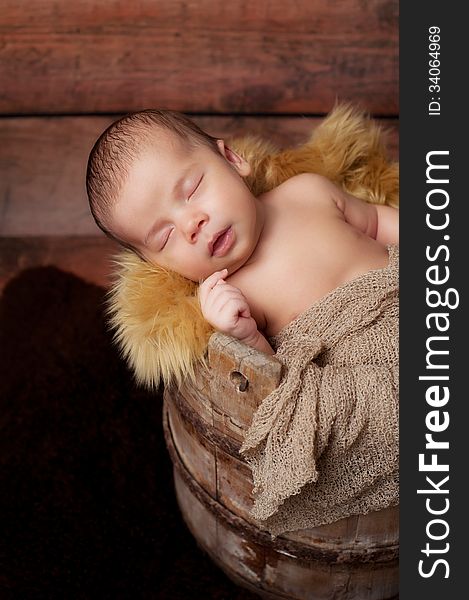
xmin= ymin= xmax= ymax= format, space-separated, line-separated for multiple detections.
xmin=184 ymin=214 xmax=207 ymax=242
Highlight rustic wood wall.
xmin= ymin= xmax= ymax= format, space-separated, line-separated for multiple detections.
xmin=0 ymin=0 xmax=398 ymax=290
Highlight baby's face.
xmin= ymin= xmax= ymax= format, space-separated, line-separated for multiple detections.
xmin=109 ymin=134 xmax=264 ymax=281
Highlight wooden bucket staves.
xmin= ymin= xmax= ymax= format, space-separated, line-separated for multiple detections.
xmin=163 ymin=333 xmax=399 ymax=600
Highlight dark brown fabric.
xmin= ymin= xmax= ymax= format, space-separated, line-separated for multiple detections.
xmin=0 ymin=267 xmax=256 ymax=600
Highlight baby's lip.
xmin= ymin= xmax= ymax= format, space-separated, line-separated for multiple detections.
xmin=208 ymin=226 xmax=232 ymax=257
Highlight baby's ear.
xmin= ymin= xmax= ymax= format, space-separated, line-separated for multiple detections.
xmin=216 ymin=139 xmax=251 ymax=177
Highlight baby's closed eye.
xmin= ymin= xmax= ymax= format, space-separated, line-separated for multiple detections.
xmin=187 ymin=174 xmax=204 ymax=200
xmin=157 ymin=226 xmax=174 ymax=251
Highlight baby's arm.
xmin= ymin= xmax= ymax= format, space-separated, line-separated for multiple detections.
xmin=374 ymin=204 xmax=399 ymax=245
xmin=199 ymin=270 xmax=275 ymax=355
xmin=292 ymin=173 xmax=399 ymax=245
xmin=334 ymin=183 xmax=399 ymax=245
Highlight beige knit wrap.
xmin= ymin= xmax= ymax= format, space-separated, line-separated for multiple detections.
xmin=240 ymin=245 xmax=399 ymax=536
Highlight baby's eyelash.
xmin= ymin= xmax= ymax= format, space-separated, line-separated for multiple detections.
xmin=188 ymin=175 xmax=203 ymax=199
xmin=160 ymin=227 xmax=173 ymax=250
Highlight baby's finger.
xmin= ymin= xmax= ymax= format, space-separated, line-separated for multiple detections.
xmin=204 ymin=288 xmax=241 ymax=316
xmin=198 ymin=269 xmax=228 ymax=302
xmin=223 ymin=288 xmax=253 ymax=312
xmin=201 ymin=269 xmax=228 ymax=290
xmin=215 ymin=290 xmax=247 ymax=312
xmin=238 ymin=303 xmax=251 ymax=319
xmin=205 ymin=282 xmax=244 ymax=307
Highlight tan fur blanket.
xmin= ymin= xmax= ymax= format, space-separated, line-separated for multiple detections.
xmin=107 ymin=104 xmax=399 ymax=388
xmin=240 ymin=246 xmax=399 ymax=536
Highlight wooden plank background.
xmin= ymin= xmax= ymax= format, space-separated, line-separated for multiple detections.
xmin=0 ymin=0 xmax=398 ymax=115
xmin=0 ymin=0 xmax=398 ymax=289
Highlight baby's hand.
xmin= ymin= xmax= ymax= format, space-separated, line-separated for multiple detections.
xmin=198 ymin=269 xmax=258 ymax=344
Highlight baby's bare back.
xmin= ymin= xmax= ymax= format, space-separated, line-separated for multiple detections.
xmin=229 ymin=176 xmax=390 ymax=337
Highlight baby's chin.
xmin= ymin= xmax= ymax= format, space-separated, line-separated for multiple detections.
xmin=189 ymin=262 xmax=244 ymax=284
xmin=151 ymin=252 xmax=252 ymax=282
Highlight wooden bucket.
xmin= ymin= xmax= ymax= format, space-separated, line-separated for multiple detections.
xmin=163 ymin=333 xmax=399 ymax=600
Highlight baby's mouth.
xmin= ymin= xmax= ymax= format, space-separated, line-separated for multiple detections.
xmin=210 ymin=227 xmax=234 ymax=257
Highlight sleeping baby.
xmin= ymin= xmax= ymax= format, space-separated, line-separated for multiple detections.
xmin=86 ymin=109 xmax=399 ymax=535
xmin=86 ymin=109 xmax=398 ymax=353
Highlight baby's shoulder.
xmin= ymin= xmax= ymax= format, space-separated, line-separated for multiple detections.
xmin=262 ymin=173 xmax=340 ymax=212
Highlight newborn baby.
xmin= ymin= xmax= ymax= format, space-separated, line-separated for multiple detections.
xmin=87 ymin=109 xmax=400 ymax=534
xmin=86 ymin=109 xmax=398 ymax=354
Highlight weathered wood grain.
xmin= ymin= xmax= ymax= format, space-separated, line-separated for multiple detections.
xmin=208 ymin=332 xmax=283 ymax=435
xmin=167 ymin=397 xmax=218 ymax=498
xmin=0 ymin=115 xmax=398 ymax=237
xmin=0 ymin=0 xmax=398 ymax=34
xmin=166 ymin=370 xmax=401 ymax=548
xmin=0 ymin=0 xmax=398 ymax=115
xmin=164 ymin=398 xmax=399 ymax=600
xmin=0 ymin=117 xmax=105 ymax=236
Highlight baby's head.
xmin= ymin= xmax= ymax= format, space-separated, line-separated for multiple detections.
xmin=86 ymin=110 xmax=264 ymax=282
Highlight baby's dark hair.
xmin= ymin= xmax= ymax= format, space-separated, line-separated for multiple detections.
xmin=86 ymin=109 xmax=219 ymax=245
